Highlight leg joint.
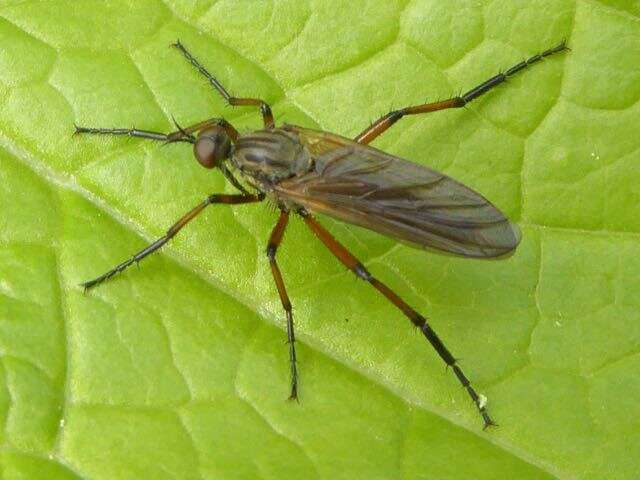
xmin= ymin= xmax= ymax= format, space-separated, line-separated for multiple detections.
xmin=260 ymin=103 xmax=272 ymax=116
xmin=266 ymin=243 xmax=277 ymax=261
xmin=387 ymin=110 xmax=404 ymax=124
xmin=282 ymin=298 xmax=292 ymax=312
xmin=354 ymin=263 xmax=372 ymax=282
xmin=410 ymin=312 xmax=426 ymax=328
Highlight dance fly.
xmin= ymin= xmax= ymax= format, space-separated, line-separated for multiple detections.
xmin=75 ymin=40 xmax=568 ymax=428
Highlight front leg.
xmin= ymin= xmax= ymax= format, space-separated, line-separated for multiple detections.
xmin=173 ymin=41 xmax=275 ymax=129
xmin=74 ymin=117 xmax=239 ymax=144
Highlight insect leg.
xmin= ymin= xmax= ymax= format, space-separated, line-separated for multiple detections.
xmin=74 ymin=117 xmax=239 ymax=144
xmin=81 ymin=193 xmax=264 ymax=291
xmin=300 ymin=210 xmax=495 ymax=428
xmin=355 ymin=41 xmax=568 ymax=144
xmin=266 ymin=210 xmax=299 ymax=400
xmin=172 ymin=40 xmax=275 ymax=128
xmin=73 ymin=125 xmax=187 ymax=142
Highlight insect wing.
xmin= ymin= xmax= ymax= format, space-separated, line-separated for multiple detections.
xmin=277 ymin=126 xmax=520 ymax=258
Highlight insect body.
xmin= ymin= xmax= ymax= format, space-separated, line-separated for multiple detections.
xmin=234 ymin=128 xmax=313 ymax=187
xmin=75 ymin=40 xmax=568 ymax=428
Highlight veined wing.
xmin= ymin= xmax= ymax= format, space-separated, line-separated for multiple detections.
xmin=276 ymin=125 xmax=520 ymax=258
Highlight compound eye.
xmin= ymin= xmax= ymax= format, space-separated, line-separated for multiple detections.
xmin=193 ymin=127 xmax=232 ymax=169
xmin=194 ymin=135 xmax=218 ymax=169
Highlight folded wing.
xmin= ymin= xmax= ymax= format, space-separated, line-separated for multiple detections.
xmin=276 ymin=126 xmax=521 ymax=258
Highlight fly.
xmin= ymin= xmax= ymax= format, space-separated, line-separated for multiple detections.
xmin=75 ymin=40 xmax=568 ymax=428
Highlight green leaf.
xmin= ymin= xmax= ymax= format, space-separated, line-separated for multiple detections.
xmin=1 ymin=0 xmax=638 ymax=478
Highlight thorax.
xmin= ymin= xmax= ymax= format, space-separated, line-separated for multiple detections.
xmin=231 ymin=128 xmax=312 ymax=189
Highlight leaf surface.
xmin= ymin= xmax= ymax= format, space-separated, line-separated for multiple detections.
xmin=0 ymin=1 xmax=639 ymax=478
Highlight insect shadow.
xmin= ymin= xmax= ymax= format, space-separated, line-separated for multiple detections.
xmin=75 ymin=39 xmax=568 ymax=429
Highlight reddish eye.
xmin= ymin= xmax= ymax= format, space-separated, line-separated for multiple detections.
xmin=193 ymin=127 xmax=232 ymax=169
xmin=194 ymin=136 xmax=218 ymax=168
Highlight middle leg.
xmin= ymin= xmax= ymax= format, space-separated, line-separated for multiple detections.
xmin=82 ymin=193 xmax=263 ymax=290
xmin=266 ymin=210 xmax=299 ymax=400
xmin=354 ymin=41 xmax=568 ymax=144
